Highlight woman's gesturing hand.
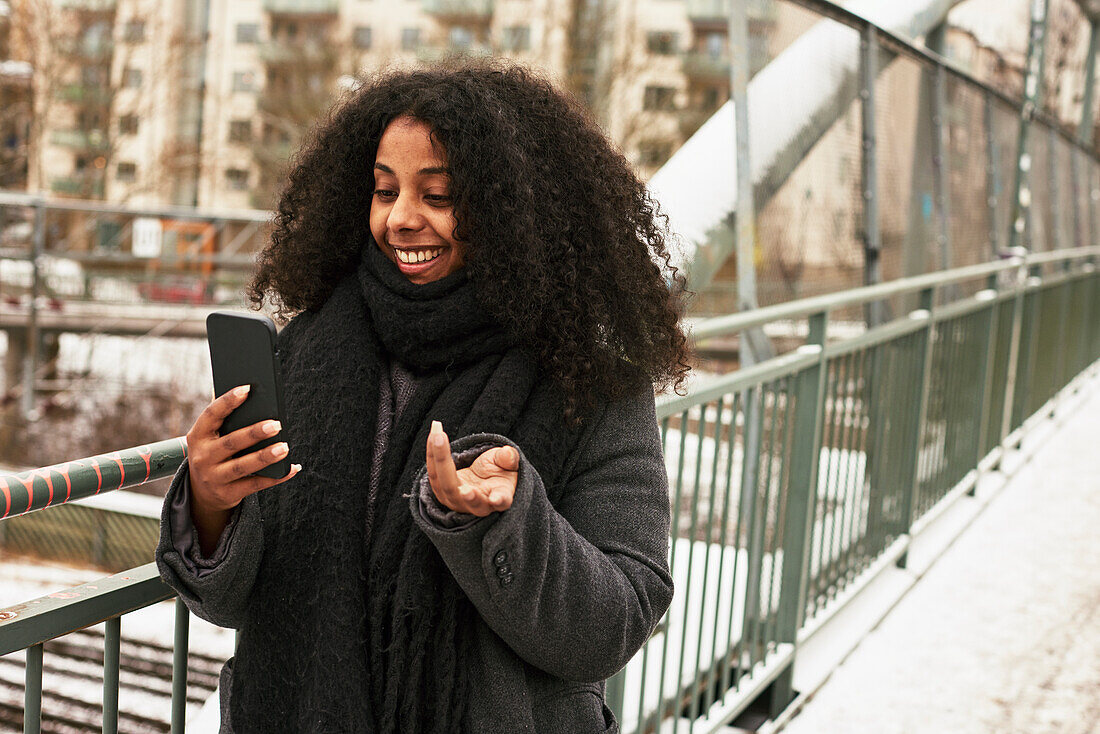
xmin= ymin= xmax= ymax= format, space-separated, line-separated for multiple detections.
xmin=426 ymin=421 xmax=518 ymax=516
xmin=186 ymin=385 xmax=301 ymax=553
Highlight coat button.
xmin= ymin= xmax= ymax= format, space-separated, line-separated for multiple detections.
xmin=496 ymin=564 xmax=511 ymax=578
xmin=500 ymin=574 xmax=514 ymax=587
xmin=494 ymin=550 xmax=508 ymax=565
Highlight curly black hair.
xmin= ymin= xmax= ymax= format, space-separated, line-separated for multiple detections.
xmin=249 ymin=61 xmax=689 ymax=418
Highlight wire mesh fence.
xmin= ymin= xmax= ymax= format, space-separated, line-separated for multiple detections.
xmin=694 ymin=0 xmax=1100 ymax=326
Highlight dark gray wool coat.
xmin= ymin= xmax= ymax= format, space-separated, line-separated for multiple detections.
xmin=157 ymin=384 xmax=673 ymax=733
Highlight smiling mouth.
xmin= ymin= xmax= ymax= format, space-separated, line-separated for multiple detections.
xmin=393 ymin=247 xmax=443 ymax=265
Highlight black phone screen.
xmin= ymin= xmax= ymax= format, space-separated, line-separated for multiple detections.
xmin=206 ymin=311 xmax=291 ymax=479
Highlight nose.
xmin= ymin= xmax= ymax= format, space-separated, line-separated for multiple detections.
xmin=386 ymin=191 xmax=424 ymax=232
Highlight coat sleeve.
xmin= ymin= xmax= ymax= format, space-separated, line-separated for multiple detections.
xmin=155 ymin=462 xmax=264 ymax=629
xmin=410 ymin=388 xmax=674 ymax=682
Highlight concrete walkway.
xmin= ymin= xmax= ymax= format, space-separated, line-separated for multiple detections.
xmin=777 ymin=372 xmax=1100 ymax=734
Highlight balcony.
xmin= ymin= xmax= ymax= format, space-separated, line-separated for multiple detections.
xmin=262 ymin=0 xmax=338 ymax=15
xmin=56 ymin=83 xmax=112 ymax=105
xmin=50 ymin=129 xmax=109 ymax=151
xmin=57 ymin=0 xmax=117 ymax=11
xmin=257 ymin=40 xmax=332 ymax=65
xmin=58 ymin=37 xmax=115 ymax=59
xmin=421 ymin=0 xmax=494 ymax=22
xmin=682 ymin=51 xmax=730 ymax=83
xmin=686 ymin=0 xmax=777 ymax=23
xmin=416 ymin=44 xmax=494 ymax=64
xmin=50 ymin=175 xmax=105 ymax=198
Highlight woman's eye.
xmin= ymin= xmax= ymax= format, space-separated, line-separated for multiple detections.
xmin=425 ymin=194 xmax=452 ymax=206
xmin=373 ymin=189 xmax=396 ymax=200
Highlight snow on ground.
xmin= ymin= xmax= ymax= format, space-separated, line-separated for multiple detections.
xmin=779 ymin=373 xmax=1100 ymax=734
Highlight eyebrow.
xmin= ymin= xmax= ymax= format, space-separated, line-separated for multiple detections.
xmin=374 ymin=162 xmax=450 ymax=176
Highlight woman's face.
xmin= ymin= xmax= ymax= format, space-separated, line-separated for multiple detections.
xmin=370 ymin=116 xmax=466 ymax=284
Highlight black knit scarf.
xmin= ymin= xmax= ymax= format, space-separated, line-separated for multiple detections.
xmin=229 ymin=242 xmax=580 ymax=733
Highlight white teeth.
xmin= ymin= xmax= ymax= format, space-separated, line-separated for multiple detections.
xmin=395 ymin=248 xmax=442 ymax=265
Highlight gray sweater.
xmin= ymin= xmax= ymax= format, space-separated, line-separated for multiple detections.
xmin=157 ymin=385 xmax=673 ymax=733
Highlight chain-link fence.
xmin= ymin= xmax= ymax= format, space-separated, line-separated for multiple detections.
xmin=694 ymin=0 xmax=1100 ymax=319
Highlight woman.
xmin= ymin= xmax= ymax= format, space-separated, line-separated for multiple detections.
xmin=157 ymin=63 xmax=688 ymax=733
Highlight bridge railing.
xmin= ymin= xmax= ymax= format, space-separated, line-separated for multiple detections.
xmin=607 ymin=246 xmax=1099 ymax=732
xmin=1 ymin=248 xmax=1097 ymax=733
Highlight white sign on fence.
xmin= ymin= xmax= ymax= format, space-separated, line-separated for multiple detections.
xmin=132 ymin=217 xmax=163 ymax=258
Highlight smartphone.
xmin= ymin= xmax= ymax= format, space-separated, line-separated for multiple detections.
xmin=206 ymin=311 xmax=291 ymax=479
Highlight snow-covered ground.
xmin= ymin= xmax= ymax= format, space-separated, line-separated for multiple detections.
xmin=776 ymin=371 xmax=1100 ymax=734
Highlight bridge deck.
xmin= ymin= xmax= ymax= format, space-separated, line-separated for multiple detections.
xmin=771 ymin=368 xmax=1100 ymax=734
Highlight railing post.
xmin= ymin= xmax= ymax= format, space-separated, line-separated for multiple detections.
xmin=21 ymin=202 xmax=45 ymax=421
xmin=1012 ymin=271 xmax=1044 ymax=429
xmin=103 ymin=616 xmax=121 ymax=734
xmin=972 ymin=288 xmax=1000 ymax=487
xmin=931 ymin=56 xmax=952 ymax=273
xmin=768 ymin=311 xmax=828 ymax=717
xmin=860 ymin=25 xmax=885 ymax=326
xmin=1000 ymin=260 xmax=1031 ymax=442
xmin=1049 ymin=125 xmax=1062 ymax=250
xmin=172 ymin=597 xmax=190 ymax=734
xmin=896 ymin=287 xmax=935 ymax=568
xmin=985 ymin=91 xmax=1002 ymax=258
xmin=24 ymin=642 xmax=42 ymax=734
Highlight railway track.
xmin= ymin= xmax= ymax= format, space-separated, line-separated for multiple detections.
xmin=0 ymin=627 xmax=225 ymax=732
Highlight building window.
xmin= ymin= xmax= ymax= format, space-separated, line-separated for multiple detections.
xmin=353 ymin=26 xmax=372 ymax=49
xmin=78 ymin=109 xmax=105 ymax=130
xmin=401 ymin=28 xmax=421 ymax=51
xmin=646 ymin=31 xmax=678 ymax=55
xmin=119 ymin=115 xmax=139 ymax=135
xmin=701 ymin=86 xmax=721 ymax=111
xmin=643 ymin=85 xmax=676 ymax=111
xmin=704 ymin=32 xmax=725 ymax=59
xmin=123 ymin=20 xmax=145 ymax=43
xmin=502 ymin=26 xmax=530 ymax=52
xmin=123 ymin=68 xmax=143 ymax=89
xmin=638 ymin=140 xmax=672 ymax=167
xmin=82 ymin=66 xmax=108 ymax=87
xmin=226 ymin=168 xmax=249 ymax=191
xmin=449 ymin=26 xmax=473 ymax=49
xmin=228 ymin=120 xmax=253 ymax=144
xmin=236 ymin=23 xmax=260 ymax=43
xmin=117 ymin=162 xmax=136 ymax=182
xmin=232 ymin=71 xmax=257 ymax=93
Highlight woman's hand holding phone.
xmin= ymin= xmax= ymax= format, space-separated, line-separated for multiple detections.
xmin=186 ymin=384 xmax=301 ymax=554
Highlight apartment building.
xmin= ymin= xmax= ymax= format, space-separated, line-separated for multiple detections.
xmin=13 ymin=0 xmax=781 ymax=210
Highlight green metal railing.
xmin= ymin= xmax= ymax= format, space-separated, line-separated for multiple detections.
xmin=0 ymin=440 xmax=187 ymax=733
xmin=606 ymin=249 xmax=1100 ymax=733
xmin=3 ymin=249 xmax=1096 ymax=732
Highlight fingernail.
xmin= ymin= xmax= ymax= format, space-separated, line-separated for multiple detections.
xmin=263 ymin=421 xmax=281 ymax=435
xmin=291 ymin=464 xmax=302 ymax=473
xmin=431 ymin=420 xmax=443 ymax=433
xmin=273 ymin=443 xmax=288 ymax=457
xmin=432 ymin=433 xmax=446 ymax=447
xmin=234 ymin=385 xmax=250 ymax=398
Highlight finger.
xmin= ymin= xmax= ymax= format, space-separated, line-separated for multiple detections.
xmin=215 ymin=441 xmax=290 ymax=483
xmin=226 ymin=463 xmax=302 ymax=503
xmin=469 ymin=446 xmax=519 ymax=480
xmin=428 ymin=421 xmax=461 ymax=490
xmin=489 ymin=446 xmax=519 ymax=472
xmin=212 ymin=419 xmax=281 ymax=462
xmin=193 ymin=385 xmax=251 ymax=437
xmin=487 ymin=491 xmax=513 ymax=512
